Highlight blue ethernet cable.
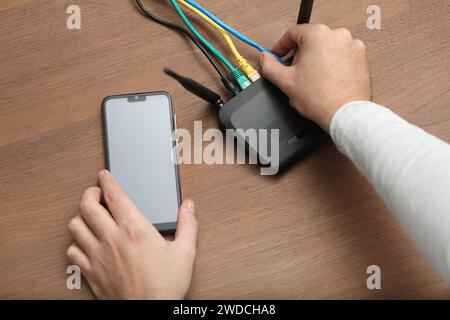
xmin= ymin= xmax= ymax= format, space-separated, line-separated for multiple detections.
xmin=184 ymin=0 xmax=280 ymax=59
xmin=169 ymin=0 xmax=251 ymax=89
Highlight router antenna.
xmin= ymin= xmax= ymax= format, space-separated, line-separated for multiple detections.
xmin=164 ymin=68 xmax=225 ymax=110
xmin=297 ymin=0 xmax=314 ymax=24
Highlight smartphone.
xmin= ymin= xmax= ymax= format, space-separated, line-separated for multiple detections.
xmin=102 ymin=92 xmax=180 ymax=233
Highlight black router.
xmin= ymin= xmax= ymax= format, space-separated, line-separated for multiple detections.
xmin=167 ymin=0 xmax=327 ymax=172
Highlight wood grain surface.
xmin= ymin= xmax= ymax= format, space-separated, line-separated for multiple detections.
xmin=1 ymin=0 xmax=449 ymax=299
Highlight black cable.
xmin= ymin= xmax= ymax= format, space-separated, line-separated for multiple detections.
xmin=134 ymin=0 xmax=240 ymax=96
xmin=297 ymin=0 xmax=314 ymax=24
xmin=134 ymin=0 xmax=226 ymax=79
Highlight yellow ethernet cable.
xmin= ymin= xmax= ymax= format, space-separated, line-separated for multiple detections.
xmin=177 ymin=0 xmax=260 ymax=82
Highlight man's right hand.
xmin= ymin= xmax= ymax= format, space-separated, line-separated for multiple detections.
xmin=260 ymin=24 xmax=372 ymax=133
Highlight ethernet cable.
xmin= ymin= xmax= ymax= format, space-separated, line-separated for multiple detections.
xmin=169 ymin=0 xmax=251 ymax=90
xmin=177 ymin=0 xmax=260 ymax=82
xmin=134 ymin=0 xmax=240 ymax=96
xmin=183 ymin=0 xmax=280 ymax=59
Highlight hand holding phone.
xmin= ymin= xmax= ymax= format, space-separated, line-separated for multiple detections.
xmin=67 ymin=170 xmax=198 ymax=299
xmin=102 ymin=92 xmax=181 ymax=233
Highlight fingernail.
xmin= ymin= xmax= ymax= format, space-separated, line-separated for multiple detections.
xmin=187 ymin=200 xmax=195 ymax=214
xmin=260 ymin=52 xmax=265 ymax=65
xmin=98 ymin=170 xmax=108 ymax=180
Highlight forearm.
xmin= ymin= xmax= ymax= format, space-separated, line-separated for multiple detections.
xmin=331 ymin=101 xmax=450 ymax=284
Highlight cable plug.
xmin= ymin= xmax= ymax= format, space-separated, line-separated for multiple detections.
xmin=230 ymin=67 xmax=251 ymax=90
xmin=221 ymin=77 xmax=241 ymax=96
xmin=237 ymin=57 xmax=261 ymax=82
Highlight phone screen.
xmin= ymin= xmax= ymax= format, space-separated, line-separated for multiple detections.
xmin=102 ymin=92 xmax=180 ymax=232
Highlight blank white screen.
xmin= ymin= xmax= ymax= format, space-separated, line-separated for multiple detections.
xmin=104 ymin=94 xmax=179 ymax=225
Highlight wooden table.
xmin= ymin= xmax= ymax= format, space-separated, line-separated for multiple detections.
xmin=1 ymin=0 xmax=449 ymax=299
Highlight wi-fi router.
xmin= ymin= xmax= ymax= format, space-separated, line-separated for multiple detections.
xmin=218 ymin=0 xmax=327 ymax=172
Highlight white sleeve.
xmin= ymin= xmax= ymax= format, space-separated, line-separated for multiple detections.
xmin=330 ymin=101 xmax=450 ymax=285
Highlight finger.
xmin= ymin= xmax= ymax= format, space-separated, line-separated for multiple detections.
xmin=67 ymin=215 xmax=99 ymax=255
xmin=66 ymin=244 xmax=103 ymax=298
xmin=353 ymin=39 xmax=367 ymax=52
xmin=66 ymin=243 xmax=92 ymax=276
xmin=333 ymin=27 xmax=353 ymax=41
xmin=175 ymin=199 xmax=198 ymax=256
xmin=260 ymin=52 xmax=293 ymax=92
xmin=80 ymin=186 xmax=117 ymax=239
xmin=271 ymin=24 xmax=316 ymax=56
xmin=97 ymin=170 xmax=141 ymax=224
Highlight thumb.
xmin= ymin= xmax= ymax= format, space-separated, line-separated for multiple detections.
xmin=260 ymin=52 xmax=291 ymax=91
xmin=175 ymin=199 xmax=198 ymax=254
